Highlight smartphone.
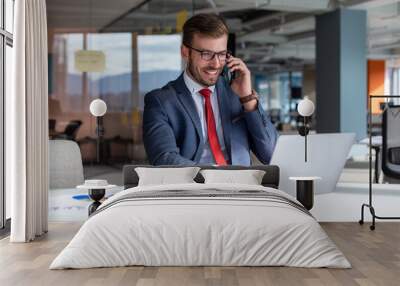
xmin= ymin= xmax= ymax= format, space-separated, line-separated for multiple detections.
xmin=222 ymin=65 xmax=235 ymax=85
xmin=222 ymin=54 xmax=235 ymax=85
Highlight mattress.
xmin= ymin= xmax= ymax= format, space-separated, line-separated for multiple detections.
xmin=50 ymin=183 xmax=351 ymax=269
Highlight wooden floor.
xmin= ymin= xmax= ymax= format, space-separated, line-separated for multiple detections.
xmin=1 ymin=222 xmax=400 ymax=286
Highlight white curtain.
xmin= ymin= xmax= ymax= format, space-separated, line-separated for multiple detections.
xmin=7 ymin=0 xmax=49 ymax=242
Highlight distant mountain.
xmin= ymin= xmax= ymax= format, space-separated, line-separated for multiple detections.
xmin=139 ymin=70 xmax=182 ymax=93
xmin=65 ymin=74 xmax=83 ymax=95
xmin=64 ymin=70 xmax=181 ymax=96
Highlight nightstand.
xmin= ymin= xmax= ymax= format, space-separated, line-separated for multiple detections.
xmin=289 ymin=177 xmax=321 ymax=210
xmin=77 ymin=180 xmax=116 ymax=216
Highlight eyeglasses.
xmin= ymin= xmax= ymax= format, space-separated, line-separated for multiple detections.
xmin=184 ymin=44 xmax=231 ymax=62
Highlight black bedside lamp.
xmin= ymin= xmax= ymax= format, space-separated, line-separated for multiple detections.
xmin=297 ymin=96 xmax=315 ymax=162
xmin=89 ymin=99 xmax=107 ymax=163
xmin=291 ymin=96 xmax=318 ymax=211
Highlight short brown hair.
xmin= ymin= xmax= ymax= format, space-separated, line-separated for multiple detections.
xmin=182 ymin=13 xmax=229 ymax=46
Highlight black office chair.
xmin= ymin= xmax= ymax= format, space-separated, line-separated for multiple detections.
xmin=54 ymin=120 xmax=82 ymax=141
xmin=381 ymin=106 xmax=400 ymax=183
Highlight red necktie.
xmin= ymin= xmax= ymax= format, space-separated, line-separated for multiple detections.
xmin=199 ymin=88 xmax=227 ymax=166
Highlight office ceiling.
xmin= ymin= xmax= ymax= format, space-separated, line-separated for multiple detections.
xmin=46 ymin=0 xmax=400 ymax=72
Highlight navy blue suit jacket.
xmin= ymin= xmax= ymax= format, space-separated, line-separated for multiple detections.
xmin=143 ymin=73 xmax=278 ymax=166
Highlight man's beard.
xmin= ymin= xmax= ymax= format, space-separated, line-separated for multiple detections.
xmin=187 ymin=58 xmax=222 ymax=87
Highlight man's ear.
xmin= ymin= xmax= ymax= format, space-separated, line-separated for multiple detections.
xmin=181 ymin=44 xmax=189 ymax=61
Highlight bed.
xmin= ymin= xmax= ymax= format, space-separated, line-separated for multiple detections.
xmin=50 ymin=165 xmax=350 ymax=269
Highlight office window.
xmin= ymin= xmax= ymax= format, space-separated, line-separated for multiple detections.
xmin=5 ymin=44 xmax=11 ymax=220
xmin=253 ymin=72 xmax=303 ymax=131
xmin=49 ymin=31 xmax=183 ymax=164
xmin=0 ymin=38 xmax=3 ymax=230
xmin=389 ymin=68 xmax=400 ymax=105
xmin=51 ymin=33 xmax=84 ymax=112
xmin=5 ymin=0 xmax=14 ymax=33
xmin=87 ymin=33 xmax=133 ymax=112
xmin=137 ymin=34 xmax=182 ymax=108
xmin=1 ymin=0 xmax=14 ymax=230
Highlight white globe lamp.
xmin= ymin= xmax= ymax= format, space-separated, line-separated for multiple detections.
xmin=90 ymin=99 xmax=107 ymax=117
xmin=297 ymin=96 xmax=315 ymax=117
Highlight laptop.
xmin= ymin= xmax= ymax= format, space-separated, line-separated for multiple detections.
xmin=270 ymin=133 xmax=356 ymax=196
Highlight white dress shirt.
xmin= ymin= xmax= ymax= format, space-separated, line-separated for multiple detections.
xmin=183 ymin=70 xmax=228 ymax=164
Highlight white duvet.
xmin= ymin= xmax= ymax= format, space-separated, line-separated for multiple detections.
xmin=50 ymin=183 xmax=351 ymax=269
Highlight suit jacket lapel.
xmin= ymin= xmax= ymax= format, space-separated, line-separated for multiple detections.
xmin=172 ymin=73 xmax=204 ymax=147
xmin=216 ymin=78 xmax=232 ymax=159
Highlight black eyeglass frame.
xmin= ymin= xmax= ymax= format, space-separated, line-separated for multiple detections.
xmin=184 ymin=43 xmax=231 ymax=62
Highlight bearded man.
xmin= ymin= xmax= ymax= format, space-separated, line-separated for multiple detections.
xmin=143 ymin=13 xmax=277 ymax=166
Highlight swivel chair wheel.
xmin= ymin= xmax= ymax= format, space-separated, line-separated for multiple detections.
xmin=370 ymin=225 xmax=375 ymax=231
xmin=358 ymin=220 xmax=364 ymax=225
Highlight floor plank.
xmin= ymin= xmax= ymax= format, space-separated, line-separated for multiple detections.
xmin=0 ymin=222 xmax=399 ymax=286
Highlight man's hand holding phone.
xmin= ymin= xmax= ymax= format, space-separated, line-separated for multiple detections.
xmin=226 ymin=55 xmax=258 ymax=112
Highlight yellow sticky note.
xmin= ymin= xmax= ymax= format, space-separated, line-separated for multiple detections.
xmin=176 ymin=10 xmax=188 ymax=33
xmin=132 ymin=109 xmax=141 ymax=126
xmin=74 ymin=50 xmax=106 ymax=72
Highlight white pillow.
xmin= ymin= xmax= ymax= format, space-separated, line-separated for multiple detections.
xmin=200 ymin=169 xmax=266 ymax=185
xmin=135 ymin=167 xmax=200 ymax=186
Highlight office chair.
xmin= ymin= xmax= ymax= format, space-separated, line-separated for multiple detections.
xmin=381 ymin=106 xmax=400 ymax=183
xmin=49 ymin=140 xmax=84 ymax=189
xmin=54 ymin=120 xmax=82 ymax=141
xmin=63 ymin=120 xmax=82 ymax=141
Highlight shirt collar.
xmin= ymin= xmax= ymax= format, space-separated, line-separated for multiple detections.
xmin=183 ymin=69 xmax=216 ymax=95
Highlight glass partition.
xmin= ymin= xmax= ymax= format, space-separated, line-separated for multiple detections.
xmin=49 ymin=32 xmax=182 ymax=165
